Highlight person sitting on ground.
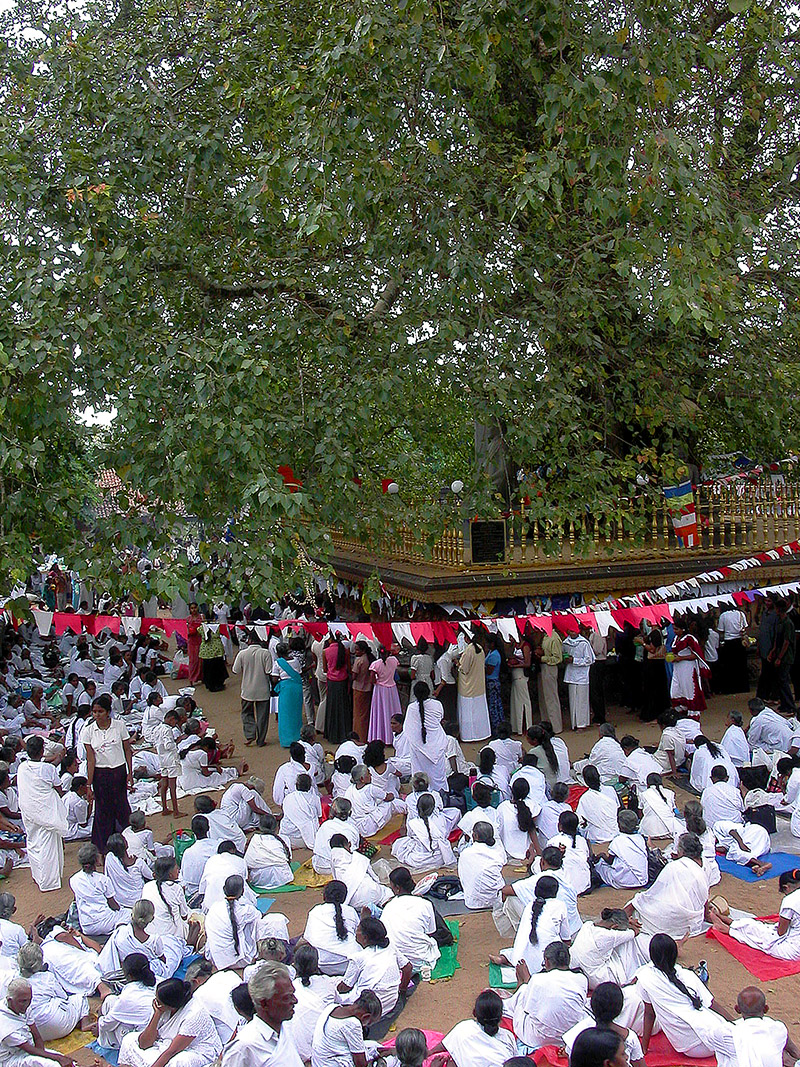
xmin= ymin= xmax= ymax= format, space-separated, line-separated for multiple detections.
xmin=535 ymin=781 xmax=571 ymax=846
xmin=117 ymin=977 xmax=222 ymax=1067
xmin=576 ymin=765 xmax=620 ymax=844
xmin=329 ymin=834 xmax=393 ymax=910
xmin=69 ymin=842 xmax=132 ymax=937
xmin=17 ymin=942 xmax=94 ymax=1041
xmin=336 ymin=915 xmax=412 ymax=1016
xmin=458 ymin=781 xmax=499 ymax=839
xmin=0 ymin=976 xmax=74 ymax=1067
xmin=712 ymin=818 xmax=772 ymax=877
xmin=429 ymin=991 xmax=518 ymax=1064
xmin=219 ymin=960 xmax=302 ymax=1067
xmin=729 ymin=986 xmax=800 ymax=1066
xmin=619 ymin=736 xmax=662 ymax=791
xmin=501 ymin=940 xmax=589 ymax=1050
xmin=219 ymin=777 xmax=271 ymax=831
xmin=303 ymin=880 xmax=361 ymax=976
xmin=491 ymin=875 xmax=571 ymax=974
xmin=273 ymin=743 xmax=314 ymax=806
xmin=381 ymin=867 xmax=445 ymax=974
xmin=104 ymin=833 xmax=154 ymax=908
xmin=391 ymin=792 xmax=456 ymax=872
xmin=563 ymin=982 xmax=646 ymax=1067
xmin=496 ymin=777 xmax=540 ymax=862
xmin=280 ymin=773 xmax=323 ymax=849
xmin=344 ymin=764 xmax=405 ymax=838
xmin=585 ymin=725 xmax=628 ymax=783
xmin=98 ymin=899 xmax=182 ymax=981
xmin=569 ymin=908 xmax=645 ymax=990
xmin=701 ymin=765 xmax=745 ymax=827
xmin=593 ymin=810 xmax=649 ymax=890
xmin=204 ymin=875 xmax=288 ymax=970
xmin=458 ymin=821 xmax=507 ymax=910
xmin=141 ymin=855 xmax=200 ymax=950
xmin=638 ymin=773 xmax=680 ymax=840
xmin=178 ymin=815 xmax=217 ymax=902
xmin=312 ymin=797 xmax=361 ymax=874
xmin=494 ymin=844 xmax=581 ymax=939
xmin=244 ymin=813 xmax=294 ymax=889
xmin=709 ymin=867 xmax=800 ymax=957
xmin=200 ymin=841 xmax=255 ymax=912
xmin=193 ymin=794 xmax=247 ymax=852
xmin=720 ymin=710 xmax=750 ymax=767
xmin=309 ymin=991 xmax=383 ymax=1067
xmin=626 ymin=832 xmax=712 ymax=938
xmin=548 ymin=809 xmax=592 ymax=895
xmin=97 ymin=953 xmax=158 ymax=1050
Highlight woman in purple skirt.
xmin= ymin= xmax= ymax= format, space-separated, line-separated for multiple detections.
xmin=368 ymin=646 xmax=402 ymax=743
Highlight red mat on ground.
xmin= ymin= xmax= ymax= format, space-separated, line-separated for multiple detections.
xmin=379 ymin=828 xmax=404 ymax=845
xmin=535 ymin=1033 xmax=716 ymax=1067
xmin=705 ymin=922 xmax=800 ymax=980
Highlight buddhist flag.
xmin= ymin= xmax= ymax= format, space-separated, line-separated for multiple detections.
xmin=663 ymin=479 xmax=698 ymax=547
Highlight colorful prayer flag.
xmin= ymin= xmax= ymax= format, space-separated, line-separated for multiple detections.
xmin=663 ymin=479 xmax=698 ymax=547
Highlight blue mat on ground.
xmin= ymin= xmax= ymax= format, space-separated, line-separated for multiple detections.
xmin=718 ymin=851 xmax=800 ymax=881
xmin=257 ymin=896 xmax=276 ymax=914
xmin=89 ymin=1041 xmax=119 ymax=1065
xmin=174 ymin=952 xmax=203 ymax=979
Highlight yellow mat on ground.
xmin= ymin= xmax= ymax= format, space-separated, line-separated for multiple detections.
xmin=368 ymin=811 xmax=405 ymax=843
xmin=293 ymin=857 xmax=332 ymax=888
xmin=49 ymin=1029 xmax=95 ymax=1053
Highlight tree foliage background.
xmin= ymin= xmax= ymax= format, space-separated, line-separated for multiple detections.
xmin=1 ymin=0 xmax=798 ymax=596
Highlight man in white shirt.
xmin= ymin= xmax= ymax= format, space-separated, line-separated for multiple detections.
xmin=231 ymin=637 xmax=273 ymax=747
xmin=747 ymin=698 xmax=793 ymax=752
xmin=563 ymin=629 xmax=595 ymax=730
xmin=221 ymin=961 xmax=303 ymax=1067
xmin=702 ymin=766 xmax=745 ymax=827
xmin=593 ymin=809 xmax=649 ymax=889
xmin=726 ymin=987 xmax=799 ymax=1067
xmin=457 ymin=821 xmax=507 ymax=909
xmin=717 ymin=605 xmax=749 ymax=695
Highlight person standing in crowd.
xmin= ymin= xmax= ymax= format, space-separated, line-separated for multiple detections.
xmin=669 ymin=616 xmax=708 ymax=714
xmin=757 ymin=595 xmax=778 ymax=700
xmin=275 ymin=642 xmax=304 ymax=748
xmin=324 ymin=636 xmax=352 ymax=745
xmin=368 ymin=646 xmax=402 ymax=745
xmin=186 ymin=603 xmax=204 ymax=685
xmin=484 ymin=633 xmax=505 ymax=731
xmin=717 ymin=601 xmax=750 ymax=694
xmin=350 ymin=641 xmax=374 ymax=743
xmin=771 ymin=599 xmax=797 ymax=715
xmin=17 ymin=735 xmax=68 ymax=892
xmin=588 ymin=626 xmax=607 ymax=725
xmin=231 ymin=634 xmax=273 ymax=748
xmin=563 ymin=625 xmax=595 ymax=731
xmin=508 ymin=632 xmax=534 ymax=735
xmin=198 ymin=628 xmax=228 ymax=692
xmin=433 ymin=643 xmax=459 ymax=727
xmin=457 ymin=630 xmax=491 ymax=743
xmin=409 ymin=638 xmax=435 ymax=698
xmin=83 ymin=701 xmax=133 ymax=852
xmin=641 ymin=628 xmax=670 ymax=722
xmin=312 ymin=634 xmax=329 ymax=735
xmin=537 ymin=625 xmax=563 ymax=733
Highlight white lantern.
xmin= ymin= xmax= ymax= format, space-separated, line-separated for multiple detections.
xmin=387 ymin=481 xmax=400 ymax=494
xmin=451 ymin=479 xmax=464 ymax=494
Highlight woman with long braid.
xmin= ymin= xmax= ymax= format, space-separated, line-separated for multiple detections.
xmin=497 ymin=776 xmax=539 ymax=860
xmin=638 ymin=772 xmax=679 ymax=839
xmin=391 ymin=791 xmax=455 ymax=871
xmin=635 ymin=933 xmax=734 ymax=1059
xmin=204 ymin=875 xmax=288 ymax=969
xmin=141 ymin=856 xmax=200 ymax=950
xmin=302 ymin=880 xmax=360 ymax=975
xmin=402 ymin=681 xmax=449 ymax=792
xmin=491 ymin=875 xmax=570 ymax=974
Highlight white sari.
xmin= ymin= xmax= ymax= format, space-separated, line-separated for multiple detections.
xmin=630 ymin=856 xmax=708 ymax=937
xmin=639 ymin=785 xmax=679 ymax=839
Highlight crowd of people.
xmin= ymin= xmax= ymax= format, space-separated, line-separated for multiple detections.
xmin=1 ymin=591 xmax=800 ymax=1067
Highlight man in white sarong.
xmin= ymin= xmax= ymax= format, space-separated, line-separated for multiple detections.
xmin=627 ymin=832 xmax=710 ymax=937
xmin=594 ymin=810 xmax=649 ymax=889
xmin=17 ymin=736 xmax=68 ymax=892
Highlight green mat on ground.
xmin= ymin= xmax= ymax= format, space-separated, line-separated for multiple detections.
xmin=250 ymin=860 xmax=308 ymax=894
xmin=430 ymin=919 xmax=460 ymax=982
xmin=489 ymin=961 xmax=518 ymax=989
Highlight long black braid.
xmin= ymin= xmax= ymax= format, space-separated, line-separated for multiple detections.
xmin=153 ymin=856 xmax=177 ymax=921
xmin=258 ymin=813 xmax=291 ymax=861
xmin=413 ymin=681 xmax=430 ymax=745
xmin=325 ymin=880 xmax=348 ymax=941
xmin=224 ymin=875 xmax=243 ymax=955
xmin=528 ymin=876 xmax=559 ymax=944
xmin=511 ymin=777 xmax=535 ymax=834
xmin=650 ymin=933 xmax=702 ymax=1010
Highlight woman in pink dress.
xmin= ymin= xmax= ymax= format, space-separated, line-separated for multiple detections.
xmin=368 ymin=647 xmax=402 ymax=744
xmin=670 ymin=616 xmax=709 ymax=714
xmin=186 ymin=603 xmax=203 ymax=685
xmin=324 ymin=635 xmax=352 ymax=744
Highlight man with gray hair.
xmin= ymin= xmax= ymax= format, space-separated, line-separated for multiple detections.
xmin=0 ymin=977 xmax=71 ymax=1066
xmin=457 ymin=820 xmax=507 ymax=909
xmin=720 ymin=709 xmax=750 ymax=766
xmin=221 ymin=960 xmax=302 ymax=1067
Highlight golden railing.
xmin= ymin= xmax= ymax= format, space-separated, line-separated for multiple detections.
xmin=328 ymin=482 xmax=800 ymax=571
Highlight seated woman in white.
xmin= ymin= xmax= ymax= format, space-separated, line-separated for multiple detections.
xmin=344 ymin=764 xmax=405 ymax=838
xmin=547 ymin=809 xmax=592 ymax=895
xmin=671 ymin=801 xmax=721 ymax=888
xmin=405 ymin=773 xmax=460 ymax=834
xmin=392 ymin=792 xmax=455 ymax=872
xmin=429 ymin=991 xmax=518 ymax=1064
xmin=40 ymin=924 xmax=108 ymax=999
xmin=330 ymin=755 xmax=358 ymax=799
xmin=311 ymin=994 xmax=383 ymax=1067
xmin=336 ymin=915 xmax=412 ymax=1016
xmin=18 ymin=942 xmax=93 ymax=1041
xmin=627 ymin=832 xmax=712 ymax=938
xmin=492 ymin=875 xmax=571 ymax=974
xmin=118 ymin=976 xmax=222 ymax=1067
xmin=639 ymin=774 xmax=680 ymax=840
xmin=98 ymin=953 xmax=158 ymax=1050
xmin=286 ymin=944 xmax=340 ymax=1064
xmin=535 ymin=782 xmax=572 ymax=846
xmin=183 ymin=960 xmax=243 ymax=1047
xmin=496 ymin=777 xmax=539 ymax=861
xmin=457 ymin=782 xmax=499 ymax=841
xmin=243 ymin=813 xmax=293 ymax=889
xmin=141 ymin=857 xmax=199 ymax=954
xmin=713 ymin=819 xmax=772 ymax=877
xmin=204 ymin=875 xmax=288 ymax=970
xmin=636 ymin=933 xmax=734 ymax=1061
xmin=576 ymin=764 xmax=620 ymax=843
xmin=303 ymin=880 xmax=361 ymax=975
xmin=219 ymin=778 xmax=270 ymax=830
xmin=280 ymin=773 xmax=323 ymax=848
xmin=702 ymin=766 xmax=745 ymax=827
xmin=380 ymin=867 xmax=441 ymax=972
xmin=99 ymin=900 xmax=182 ymax=981
xmin=475 ymin=746 xmax=511 ymax=801
xmin=69 ymin=842 xmax=132 ymax=937
xmin=312 ymin=798 xmax=360 ymax=874
xmin=179 ymin=739 xmax=239 ymax=794
xmin=563 ymin=981 xmax=646 ymax=1067
xmin=105 ymin=834 xmax=154 ymax=909
xmin=594 ymin=810 xmax=649 ymax=889
xmin=689 ymin=736 xmax=740 ymax=793
xmin=569 ymin=909 xmax=647 ymax=989
xmin=199 ymin=843 xmax=256 ymax=912
xmin=709 ymin=867 xmax=800 ymax=959
xmin=0 ymin=895 xmax=29 ymax=961
xmin=457 ymin=823 xmax=507 ymax=910
xmin=503 ymin=941 xmax=589 ymax=1051
xmin=330 ymin=837 xmax=392 ymax=909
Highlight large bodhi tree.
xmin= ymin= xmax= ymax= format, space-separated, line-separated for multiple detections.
xmin=1 ymin=0 xmax=798 ymax=597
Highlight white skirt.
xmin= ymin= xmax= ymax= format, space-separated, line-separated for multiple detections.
xmin=457 ymin=694 xmax=491 ymax=742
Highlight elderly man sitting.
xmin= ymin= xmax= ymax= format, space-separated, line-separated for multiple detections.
xmin=0 ymin=977 xmax=72 ymax=1067
xmin=220 ymin=960 xmax=303 ymax=1067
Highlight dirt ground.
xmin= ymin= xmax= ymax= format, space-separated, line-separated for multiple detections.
xmin=16 ymin=676 xmax=800 ymax=1062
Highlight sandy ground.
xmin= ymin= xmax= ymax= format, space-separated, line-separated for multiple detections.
xmin=14 ymin=676 xmax=800 ymax=1062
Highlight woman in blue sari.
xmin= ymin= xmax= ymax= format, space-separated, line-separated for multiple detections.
xmin=275 ymin=642 xmax=304 ymax=747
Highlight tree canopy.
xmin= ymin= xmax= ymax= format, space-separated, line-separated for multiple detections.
xmin=1 ymin=0 xmax=798 ymax=597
